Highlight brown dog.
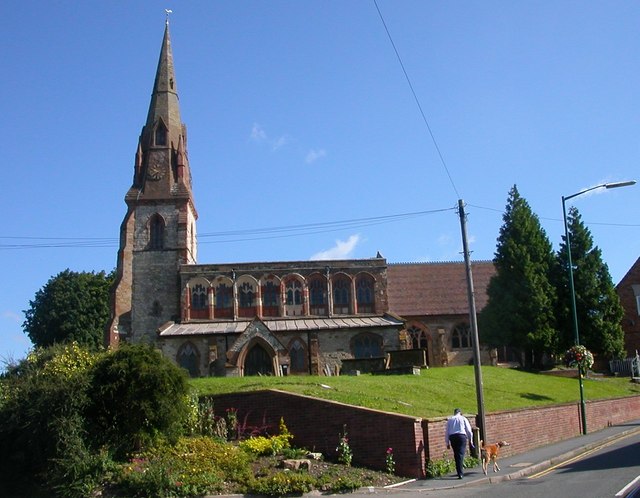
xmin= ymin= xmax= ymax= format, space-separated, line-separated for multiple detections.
xmin=480 ymin=440 xmax=510 ymax=475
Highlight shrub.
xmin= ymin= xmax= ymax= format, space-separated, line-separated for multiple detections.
xmin=0 ymin=343 xmax=96 ymax=490
xmin=112 ymin=437 xmax=253 ymax=497
xmin=248 ymin=471 xmax=315 ymax=497
xmin=85 ymin=344 xmax=191 ymax=459
xmin=239 ymin=417 xmax=293 ymax=456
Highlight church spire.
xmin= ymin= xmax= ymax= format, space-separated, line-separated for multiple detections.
xmin=143 ymin=20 xmax=182 ymax=152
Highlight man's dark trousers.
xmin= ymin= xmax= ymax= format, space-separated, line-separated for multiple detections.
xmin=449 ymin=433 xmax=467 ymax=478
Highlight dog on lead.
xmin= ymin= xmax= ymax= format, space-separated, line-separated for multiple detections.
xmin=480 ymin=440 xmax=510 ymax=475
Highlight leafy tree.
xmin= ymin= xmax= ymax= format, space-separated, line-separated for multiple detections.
xmin=23 ymin=269 xmax=114 ymax=350
xmin=553 ymin=206 xmax=625 ymax=360
xmin=479 ymin=185 xmax=558 ymax=368
xmin=85 ymin=344 xmax=190 ymax=458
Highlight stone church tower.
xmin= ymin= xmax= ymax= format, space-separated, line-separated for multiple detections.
xmin=107 ymin=20 xmax=197 ymax=346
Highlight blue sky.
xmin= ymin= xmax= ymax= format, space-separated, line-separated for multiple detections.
xmin=1 ymin=1 xmax=638 ymax=365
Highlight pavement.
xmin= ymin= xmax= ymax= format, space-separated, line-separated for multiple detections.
xmin=382 ymin=419 xmax=640 ymax=493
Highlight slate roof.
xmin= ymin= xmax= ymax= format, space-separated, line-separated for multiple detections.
xmin=159 ymin=315 xmax=404 ymax=337
xmin=387 ymin=261 xmax=496 ymax=316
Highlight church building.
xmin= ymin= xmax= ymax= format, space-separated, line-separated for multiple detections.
xmin=107 ymin=22 xmax=494 ymax=377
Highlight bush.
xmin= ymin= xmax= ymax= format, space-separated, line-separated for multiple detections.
xmin=315 ymin=467 xmax=364 ymax=493
xmin=112 ymin=437 xmax=253 ymax=497
xmin=0 ymin=343 xmax=96 ymax=490
xmin=248 ymin=471 xmax=316 ymax=497
xmin=85 ymin=344 xmax=191 ymax=458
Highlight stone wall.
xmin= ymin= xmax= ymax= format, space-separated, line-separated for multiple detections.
xmin=212 ymin=389 xmax=640 ymax=478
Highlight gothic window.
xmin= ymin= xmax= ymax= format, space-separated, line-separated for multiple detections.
xmin=351 ymin=333 xmax=383 ymax=359
xmin=177 ymin=342 xmax=199 ymax=377
xmin=149 ymin=214 xmax=165 ymax=250
xmin=215 ymin=283 xmax=233 ymax=318
xmin=191 ymin=284 xmax=207 ymax=310
xmin=355 ymin=274 xmax=375 ymax=313
xmin=452 ymin=324 xmax=471 ymax=349
xmin=263 ymin=281 xmax=279 ymax=307
xmin=288 ymin=338 xmax=307 ymax=374
xmin=308 ymin=276 xmax=327 ymax=315
xmin=261 ymin=278 xmax=280 ymax=317
xmin=286 ymin=280 xmax=302 ymax=305
xmin=283 ymin=277 xmax=303 ymax=317
xmin=407 ymin=325 xmax=428 ymax=349
xmin=332 ymin=276 xmax=351 ymax=315
xmin=155 ymin=124 xmax=167 ymax=146
xmin=237 ymin=280 xmax=256 ymax=318
xmin=239 ymin=282 xmax=254 ymax=308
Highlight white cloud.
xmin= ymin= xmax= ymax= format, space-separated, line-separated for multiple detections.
xmin=271 ymin=135 xmax=289 ymax=151
xmin=250 ymin=123 xmax=267 ymax=141
xmin=310 ymin=234 xmax=361 ymax=260
xmin=305 ymin=148 xmax=326 ymax=164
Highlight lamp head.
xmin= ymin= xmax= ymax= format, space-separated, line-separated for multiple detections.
xmin=605 ymin=180 xmax=636 ymax=189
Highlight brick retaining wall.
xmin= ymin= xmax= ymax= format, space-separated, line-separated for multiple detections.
xmin=212 ymin=390 xmax=640 ymax=478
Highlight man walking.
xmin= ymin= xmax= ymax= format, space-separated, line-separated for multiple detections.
xmin=445 ymin=408 xmax=474 ymax=479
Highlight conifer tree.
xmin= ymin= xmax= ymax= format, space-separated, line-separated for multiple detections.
xmin=554 ymin=206 xmax=624 ymax=360
xmin=22 ymin=269 xmax=114 ymax=350
xmin=479 ymin=185 xmax=558 ymax=368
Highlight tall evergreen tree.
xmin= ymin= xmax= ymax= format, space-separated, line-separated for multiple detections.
xmin=22 ymin=269 xmax=114 ymax=350
xmin=554 ymin=206 xmax=625 ymax=360
xmin=479 ymin=185 xmax=558 ymax=368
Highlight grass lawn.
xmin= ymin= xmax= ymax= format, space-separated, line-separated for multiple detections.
xmin=191 ymin=366 xmax=640 ymax=419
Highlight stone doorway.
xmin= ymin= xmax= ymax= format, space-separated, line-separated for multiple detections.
xmin=244 ymin=343 xmax=274 ymax=376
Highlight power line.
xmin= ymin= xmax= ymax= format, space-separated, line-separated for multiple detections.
xmin=0 ymin=206 xmax=457 ymax=250
xmin=373 ymin=0 xmax=460 ymax=199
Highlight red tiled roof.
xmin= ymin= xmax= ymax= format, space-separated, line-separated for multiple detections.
xmin=387 ymin=261 xmax=496 ymax=316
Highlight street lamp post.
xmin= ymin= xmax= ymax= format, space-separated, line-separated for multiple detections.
xmin=561 ymin=180 xmax=635 ymax=435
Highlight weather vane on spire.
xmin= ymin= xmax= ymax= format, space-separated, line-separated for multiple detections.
xmin=165 ymin=9 xmax=173 ymax=25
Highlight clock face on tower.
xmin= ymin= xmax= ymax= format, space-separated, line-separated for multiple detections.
xmin=147 ymin=159 xmax=165 ymax=181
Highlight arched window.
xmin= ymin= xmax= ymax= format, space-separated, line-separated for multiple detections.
xmin=237 ymin=280 xmax=256 ymax=318
xmin=308 ymin=276 xmax=327 ymax=315
xmin=263 ymin=281 xmax=279 ymax=307
xmin=262 ymin=279 xmax=280 ymax=317
xmin=149 ymin=214 xmax=164 ymax=250
xmin=215 ymin=282 xmax=233 ymax=318
xmin=351 ymin=333 xmax=383 ymax=359
xmin=286 ymin=280 xmax=302 ymax=305
xmin=177 ymin=342 xmax=199 ymax=377
xmin=332 ymin=276 xmax=351 ymax=315
xmin=355 ymin=274 xmax=375 ymax=314
xmin=288 ymin=338 xmax=307 ymax=374
xmin=155 ymin=124 xmax=167 ymax=146
xmin=407 ymin=325 xmax=428 ymax=349
xmin=239 ymin=282 xmax=254 ymax=307
xmin=190 ymin=283 xmax=208 ymax=319
xmin=452 ymin=324 xmax=471 ymax=349
xmin=283 ymin=277 xmax=303 ymax=317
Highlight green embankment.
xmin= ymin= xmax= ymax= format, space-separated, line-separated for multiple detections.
xmin=191 ymin=366 xmax=640 ymax=419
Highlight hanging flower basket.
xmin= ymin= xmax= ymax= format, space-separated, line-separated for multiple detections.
xmin=564 ymin=345 xmax=594 ymax=372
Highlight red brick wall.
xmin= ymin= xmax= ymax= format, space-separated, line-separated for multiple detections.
xmin=212 ymin=390 xmax=640 ymax=479
xmin=212 ymin=390 xmax=425 ymax=478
